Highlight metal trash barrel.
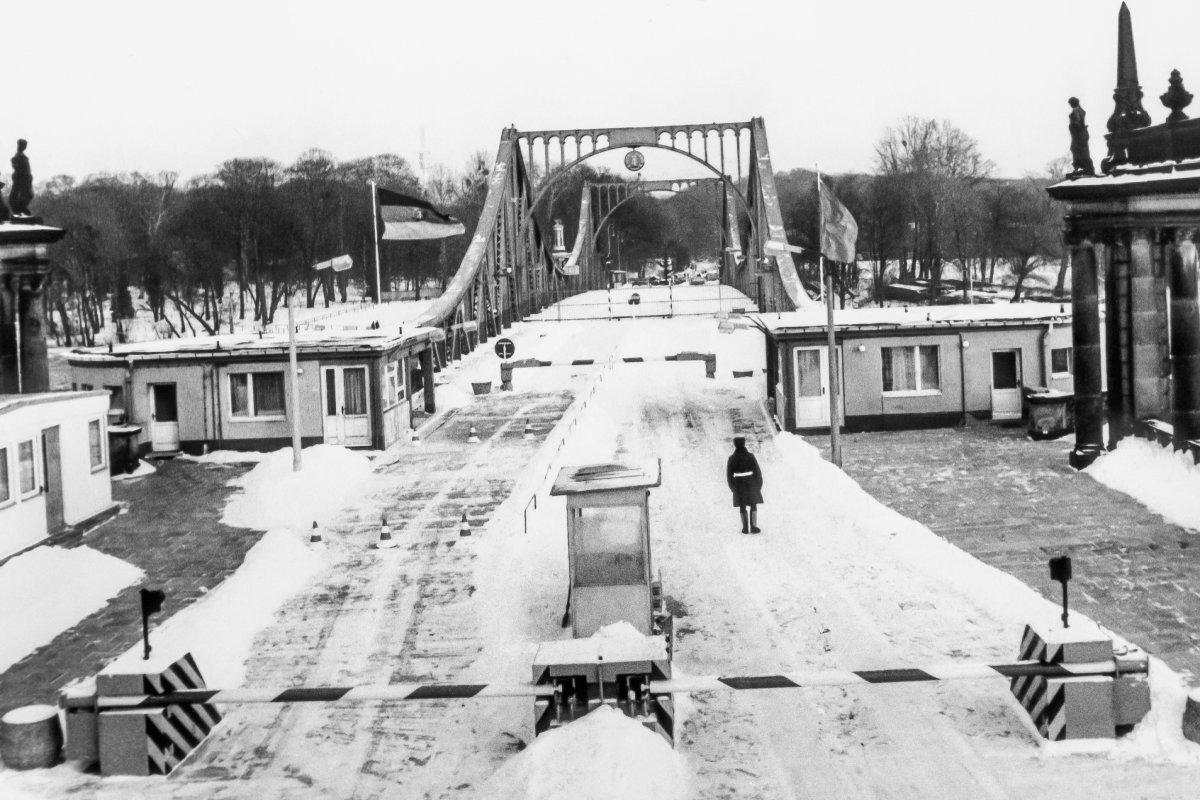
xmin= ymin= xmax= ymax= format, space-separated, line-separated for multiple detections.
xmin=1025 ymin=388 xmax=1075 ymax=439
xmin=0 ymin=705 xmax=63 ymax=769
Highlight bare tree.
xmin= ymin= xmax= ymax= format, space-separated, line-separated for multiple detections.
xmin=874 ymin=118 xmax=993 ymax=301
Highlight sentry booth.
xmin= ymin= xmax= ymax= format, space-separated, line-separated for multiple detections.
xmin=550 ymin=460 xmax=662 ymax=638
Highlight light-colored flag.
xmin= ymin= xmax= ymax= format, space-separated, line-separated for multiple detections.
xmin=819 ymin=180 xmax=858 ymax=264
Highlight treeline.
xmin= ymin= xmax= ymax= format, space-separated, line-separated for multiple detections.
xmin=37 ymin=149 xmax=490 ymax=346
xmin=37 ymin=116 xmax=1067 ymax=347
xmin=775 ymin=117 xmax=1066 ymax=306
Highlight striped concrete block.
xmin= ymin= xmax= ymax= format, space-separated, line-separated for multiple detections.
xmin=1008 ymin=623 xmax=1142 ymax=741
xmin=91 ymin=652 xmax=221 ymax=776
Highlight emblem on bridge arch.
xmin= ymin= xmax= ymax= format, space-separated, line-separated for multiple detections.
xmin=624 ymin=149 xmax=645 ymax=172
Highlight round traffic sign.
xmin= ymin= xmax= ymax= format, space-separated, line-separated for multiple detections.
xmin=494 ymin=337 xmax=516 ymax=360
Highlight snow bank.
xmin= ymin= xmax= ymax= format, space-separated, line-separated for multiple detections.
xmin=473 ymin=704 xmax=687 ymax=800
xmin=0 ymin=546 xmax=143 ymax=672
xmin=182 ymin=449 xmax=271 ymax=465
xmin=101 ymin=528 xmax=327 ymax=688
xmin=221 ymin=445 xmax=374 ymax=530
xmin=1085 ymin=437 xmax=1200 ymax=532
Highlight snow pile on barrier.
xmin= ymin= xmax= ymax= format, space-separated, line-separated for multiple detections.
xmin=101 ymin=528 xmax=327 ymax=687
xmin=222 ymin=445 xmax=374 ymax=530
xmin=1085 ymin=437 xmax=1200 ymax=532
xmin=473 ymin=704 xmax=687 ymax=800
xmin=0 ymin=546 xmax=143 ymax=672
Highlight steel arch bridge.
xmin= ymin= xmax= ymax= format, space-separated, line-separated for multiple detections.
xmin=413 ymin=118 xmax=814 ymax=361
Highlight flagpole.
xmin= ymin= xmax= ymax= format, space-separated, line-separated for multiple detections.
xmin=818 ymin=164 xmax=842 ymax=467
xmin=816 ymin=164 xmax=825 ymax=301
xmin=370 ymin=180 xmax=382 ymax=304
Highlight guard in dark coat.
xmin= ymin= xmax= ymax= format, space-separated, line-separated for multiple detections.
xmin=726 ymin=436 xmax=763 ymax=534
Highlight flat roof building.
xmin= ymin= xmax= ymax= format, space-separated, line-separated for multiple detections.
xmin=66 ymin=327 xmax=443 ymax=454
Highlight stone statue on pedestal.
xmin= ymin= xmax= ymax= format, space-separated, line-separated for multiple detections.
xmin=1068 ymin=98 xmax=1096 ymax=177
xmin=10 ymin=139 xmax=33 ymax=216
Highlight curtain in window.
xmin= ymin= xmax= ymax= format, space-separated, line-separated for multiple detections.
xmin=18 ymin=441 xmax=34 ymax=494
xmin=795 ymin=350 xmax=822 ymax=398
xmin=883 ymin=347 xmax=916 ymax=391
xmin=255 ymin=373 xmax=286 ymax=415
xmin=89 ymin=421 xmax=103 ymax=468
xmin=919 ymin=346 xmax=940 ymax=390
xmin=231 ymin=374 xmax=250 ymax=416
xmin=343 ymin=369 xmax=368 ymax=415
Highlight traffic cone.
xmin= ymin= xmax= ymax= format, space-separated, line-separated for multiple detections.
xmin=375 ymin=515 xmax=396 ymax=549
xmin=467 ymin=425 xmax=480 ymax=443
xmin=523 ymin=419 xmax=534 ymax=440
xmin=309 ymin=521 xmax=323 ymax=544
xmin=458 ymin=511 xmax=472 ymax=537
xmin=411 ymin=429 xmax=421 ymax=446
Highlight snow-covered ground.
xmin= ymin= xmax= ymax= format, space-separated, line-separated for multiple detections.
xmin=7 ymin=287 xmax=1200 ymax=798
xmin=0 ymin=547 xmax=142 ymax=673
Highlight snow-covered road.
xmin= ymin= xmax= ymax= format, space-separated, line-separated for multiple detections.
xmin=8 ymin=306 xmax=1200 ymax=798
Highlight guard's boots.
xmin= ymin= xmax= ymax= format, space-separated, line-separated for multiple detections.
xmin=740 ymin=508 xmax=750 ymax=534
xmin=750 ymin=508 xmax=761 ymax=534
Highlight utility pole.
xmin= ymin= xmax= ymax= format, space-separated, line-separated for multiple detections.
xmin=287 ymin=298 xmax=302 ymax=472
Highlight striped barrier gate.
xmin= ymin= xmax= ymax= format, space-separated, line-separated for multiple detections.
xmin=58 ymin=657 xmax=1146 ymax=713
xmin=59 ymin=633 xmax=1150 ymax=773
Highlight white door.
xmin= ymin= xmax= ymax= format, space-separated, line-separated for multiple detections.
xmin=322 ymin=366 xmax=372 ymax=447
xmin=991 ymin=350 xmax=1023 ymax=420
xmin=793 ymin=347 xmax=831 ymax=428
xmin=149 ymin=384 xmax=180 ymax=451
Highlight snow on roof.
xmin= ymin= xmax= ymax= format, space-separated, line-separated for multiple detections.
xmin=759 ymin=302 xmax=1070 ymax=334
xmin=65 ymin=326 xmax=443 ymax=364
xmin=550 ymin=459 xmax=662 ymax=496
xmin=0 ymin=221 xmax=66 ymax=244
xmin=0 ymin=390 xmax=108 ymax=416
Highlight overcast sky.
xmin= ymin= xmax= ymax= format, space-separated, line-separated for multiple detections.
xmin=9 ymin=0 xmax=1199 ymax=185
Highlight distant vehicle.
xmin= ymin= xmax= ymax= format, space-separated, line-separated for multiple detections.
xmin=672 ymin=273 xmax=688 ymax=285
xmin=630 ymin=277 xmax=647 ymax=287
xmin=689 ymin=275 xmax=706 ymax=285
xmin=628 ymin=292 xmax=641 ymax=305
xmin=648 ymin=276 xmax=662 ymax=286
xmin=704 ymin=269 xmax=719 ymax=283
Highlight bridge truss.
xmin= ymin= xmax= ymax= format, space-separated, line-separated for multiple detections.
xmin=413 ymin=118 xmax=813 ymax=361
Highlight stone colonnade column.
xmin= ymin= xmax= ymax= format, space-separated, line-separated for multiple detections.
xmin=1129 ymin=228 xmax=1170 ymax=421
xmin=1105 ymin=236 xmax=1133 ymax=444
xmin=17 ymin=273 xmax=49 ymax=392
xmin=1071 ymin=238 xmax=1106 ymax=469
xmin=0 ymin=272 xmax=48 ymax=393
xmin=0 ymin=274 xmax=17 ymax=393
xmin=1170 ymin=229 xmax=1200 ymax=445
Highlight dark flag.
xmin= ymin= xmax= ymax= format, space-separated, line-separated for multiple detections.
xmin=376 ymin=188 xmax=465 ymax=241
xmin=818 ymin=180 xmax=858 ymax=264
